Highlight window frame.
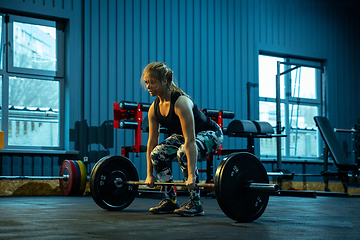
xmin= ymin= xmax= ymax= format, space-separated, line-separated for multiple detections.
xmin=7 ymin=15 xmax=64 ymax=77
xmin=259 ymin=54 xmax=324 ymax=160
xmin=1 ymin=13 xmax=65 ymax=150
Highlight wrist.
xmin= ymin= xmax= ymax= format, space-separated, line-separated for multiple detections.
xmin=188 ymin=173 xmax=195 ymax=179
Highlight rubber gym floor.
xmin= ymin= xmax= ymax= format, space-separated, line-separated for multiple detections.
xmin=1 ymin=193 xmax=360 ymax=240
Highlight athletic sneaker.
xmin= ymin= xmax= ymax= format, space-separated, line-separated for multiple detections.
xmin=174 ymin=199 xmax=204 ymax=217
xmin=149 ymin=199 xmax=180 ymax=214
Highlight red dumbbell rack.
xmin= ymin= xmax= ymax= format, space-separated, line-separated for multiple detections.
xmin=113 ymin=102 xmax=146 ymax=158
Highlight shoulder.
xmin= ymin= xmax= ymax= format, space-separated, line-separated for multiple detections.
xmin=174 ymin=95 xmax=193 ymax=114
xmin=151 ymin=97 xmax=160 ymax=110
xmin=148 ymin=99 xmax=158 ymax=119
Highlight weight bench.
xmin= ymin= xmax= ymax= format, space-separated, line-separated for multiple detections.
xmin=224 ymin=119 xmax=285 ymax=154
xmin=222 ymin=120 xmax=293 ymax=181
xmin=314 ymin=116 xmax=359 ymax=193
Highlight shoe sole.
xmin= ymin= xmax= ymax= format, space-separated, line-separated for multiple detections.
xmin=150 ymin=211 xmax=176 ymax=214
xmin=149 ymin=209 xmax=179 ymax=214
xmin=174 ymin=211 xmax=205 ymax=217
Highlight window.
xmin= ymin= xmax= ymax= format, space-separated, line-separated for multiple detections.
xmin=259 ymin=55 xmax=323 ymax=159
xmin=0 ymin=14 xmax=64 ymax=149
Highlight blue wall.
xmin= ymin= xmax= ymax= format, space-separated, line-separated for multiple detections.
xmin=0 ymin=0 xmax=359 ymax=181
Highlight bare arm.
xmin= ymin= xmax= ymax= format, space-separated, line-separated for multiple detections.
xmin=145 ymin=103 xmax=159 ymax=188
xmin=174 ymin=96 xmax=197 ymax=190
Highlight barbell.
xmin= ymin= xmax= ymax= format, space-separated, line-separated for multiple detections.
xmin=0 ymin=160 xmax=87 ymax=196
xmin=116 ymin=180 xmax=278 ymax=192
xmin=90 ymin=152 xmax=278 ymax=223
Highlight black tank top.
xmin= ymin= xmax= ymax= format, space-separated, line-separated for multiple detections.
xmin=154 ymin=92 xmax=218 ymax=134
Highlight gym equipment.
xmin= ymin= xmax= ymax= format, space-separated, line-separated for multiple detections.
xmin=90 ymin=155 xmax=139 ymax=211
xmin=0 ymin=160 xmax=87 ymax=196
xmin=225 ymin=119 xmax=286 ymax=153
xmin=76 ymin=160 xmax=88 ymax=195
xmin=59 ymin=160 xmax=78 ymax=196
xmin=113 ymin=100 xmax=292 ymax=185
xmin=334 ymin=120 xmax=360 ymax=168
xmin=90 ymin=152 xmax=278 ymax=223
xmin=113 ymin=101 xmax=150 ymax=157
xmin=314 ymin=116 xmax=360 ymax=193
xmin=113 ymin=100 xmax=238 ymax=184
xmin=59 ymin=160 xmax=87 ymax=196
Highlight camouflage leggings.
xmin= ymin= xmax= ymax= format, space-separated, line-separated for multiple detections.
xmin=150 ymin=124 xmax=223 ymax=201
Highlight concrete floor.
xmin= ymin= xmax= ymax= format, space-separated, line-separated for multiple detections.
xmin=0 ymin=194 xmax=360 ymax=240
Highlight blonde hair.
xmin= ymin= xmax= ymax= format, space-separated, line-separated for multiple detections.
xmin=141 ymin=62 xmax=189 ymax=97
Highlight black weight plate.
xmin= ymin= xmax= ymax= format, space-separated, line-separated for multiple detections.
xmin=90 ymin=156 xmax=138 ymax=210
xmin=89 ymin=157 xmax=111 ymax=208
xmin=89 ymin=159 xmax=105 ymax=208
xmin=214 ymin=153 xmax=238 ymax=220
xmin=90 ymin=155 xmax=139 ymax=211
xmin=215 ymin=152 xmax=269 ymax=222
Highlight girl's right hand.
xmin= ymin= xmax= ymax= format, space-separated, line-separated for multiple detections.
xmin=145 ymin=175 xmax=157 ymax=188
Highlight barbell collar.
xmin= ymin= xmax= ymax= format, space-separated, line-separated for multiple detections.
xmin=248 ymin=182 xmax=279 ymax=192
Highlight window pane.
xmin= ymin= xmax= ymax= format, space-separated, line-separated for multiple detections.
xmin=259 ymin=101 xmax=285 ymax=156
xmin=289 ymin=104 xmax=318 ymax=129
xmin=259 ymin=55 xmax=285 ymax=99
xmin=291 ymin=66 xmax=317 ymax=99
xmin=289 ymin=104 xmax=318 ymax=157
xmin=0 ymin=15 xmax=3 ymax=70
xmin=259 ymin=101 xmax=286 ymax=127
xmin=13 ymin=21 xmax=56 ymax=71
xmin=8 ymin=76 xmax=59 ymax=147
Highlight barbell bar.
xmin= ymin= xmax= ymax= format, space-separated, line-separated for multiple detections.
xmin=334 ymin=128 xmax=358 ymax=133
xmin=0 ymin=175 xmax=70 ymax=180
xmin=115 ymin=180 xmax=279 ymax=193
xmin=90 ymin=152 xmax=278 ymax=223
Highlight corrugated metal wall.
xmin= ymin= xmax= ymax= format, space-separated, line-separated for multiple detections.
xmin=0 ymin=0 xmax=76 ymax=15
xmin=1 ymin=154 xmax=77 ymax=176
xmin=0 ymin=0 xmax=359 ymax=180
xmin=82 ymin=0 xmax=360 ymax=180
